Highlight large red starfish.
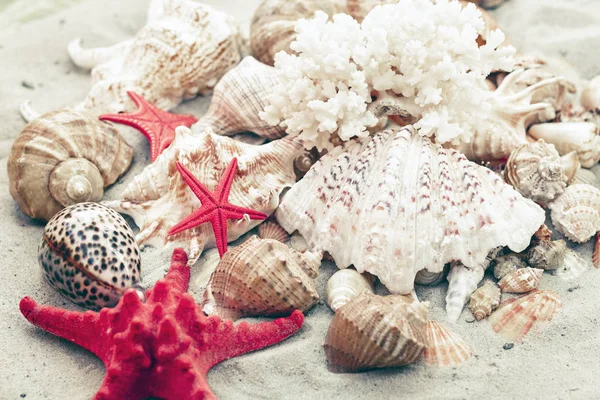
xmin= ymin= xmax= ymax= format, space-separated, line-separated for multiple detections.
xmin=99 ymin=91 xmax=198 ymax=161
xmin=20 ymin=248 xmax=304 ymax=400
xmin=168 ymin=158 xmax=268 ymax=257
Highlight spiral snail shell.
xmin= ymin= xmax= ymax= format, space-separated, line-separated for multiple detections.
xmin=8 ymin=109 xmax=133 ymax=221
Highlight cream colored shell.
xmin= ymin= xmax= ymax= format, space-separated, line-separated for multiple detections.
xmin=201 ymin=236 xmax=321 ymax=320
xmin=257 ymin=220 xmax=290 ymax=243
xmin=498 ymin=267 xmax=543 ymax=294
xmin=468 ymin=280 xmax=501 ymax=321
xmin=325 ymin=268 xmax=375 ymax=312
xmin=423 ymin=321 xmax=472 ymax=367
xmin=324 ymin=293 xmax=429 ymax=372
xmin=8 ymin=109 xmax=133 ymax=221
xmin=549 ymin=184 xmax=600 ymax=243
xmin=491 ymin=254 xmax=527 ymax=280
xmin=581 ymin=75 xmax=600 ymax=112
xmin=570 ymin=168 xmax=600 ymax=188
xmin=528 ymin=122 xmax=600 ymax=168
xmin=527 ymin=239 xmax=566 ymax=270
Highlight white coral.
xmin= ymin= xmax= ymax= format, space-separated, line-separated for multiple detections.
xmin=261 ymin=0 xmax=515 ymax=150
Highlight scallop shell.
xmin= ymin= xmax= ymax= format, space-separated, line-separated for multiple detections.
xmin=201 ymin=236 xmax=320 ymax=320
xmin=323 ymin=293 xmax=429 ymax=372
xmin=498 ymin=267 xmax=543 ymax=294
xmin=39 ymin=203 xmax=141 ymax=310
xmin=423 ymin=321 xmax=472 ymax=367
xmin=553 ymin=248 xmax=592 ymax=280
xmin=581 ymin=75 xmax=600 ymax=112
xmin=491 ymin=254 xmax=527 ymax=280
xmin=326 ymin=268 xmax=375 ymax=312
xmin=468 ymin=280 xmax=501 ymax=321
xmin=68 ymin=0 xmax=241 ymax=113
xmin=504 ymin=140 xmax=576 ymax=202
xmin=104 ymin=126 xmax=303 ymax=265
xmin=526 ymin=239 xmax=566 ymax=270
xmin=549 ymin=184 xmax=600 ymax=243
xmin=276 ymin=125 xmax=545 ymax=295
xmin=489 ymin=290 xmax=562 ymax=342
xmin=191 ymin=56 xmax=285 ymax=140
xmin=257 ymin=220 xmax=290 ymax=243
xmin=8 ymin=109 xmax=133 ymax=221
xmin=570 ymin=168 xmax=600 ymax=188
xmin=529 ymin=122 xmax=600 ymax=168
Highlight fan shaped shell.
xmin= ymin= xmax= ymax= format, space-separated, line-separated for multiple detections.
xmin=549 ymin=184 xmax=600 ymax=243
xmin=423 ymin=321 xmax=472 ymax=367
xmin=258 ymin=220 xmax=290 ymax=243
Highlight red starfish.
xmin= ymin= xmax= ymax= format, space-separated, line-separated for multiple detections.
xmin=99 ymin=91 xmax=198 ymax=161
xmin=20 ymin=248 xmax=304 ymax=400
xmin=168 ymin=158 xmax=268 ymax=257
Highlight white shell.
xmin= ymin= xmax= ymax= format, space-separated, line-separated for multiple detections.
xmin=276 ymin=126 xmax=545 ymax=295
xmin=581 ymin=75 xmax=600 ymax=112
xmin=553 ymin=248 xmax=592 ymax=280
xmin=445 ymin=262 xmax=484 ymax=323
xmin=325 ymin=269 xmax=375 ymax=312
xmin=549 ymin=184 xmax=600 ymax=243
xmin=528 ymin=122 xmax=600 ymax=168
xmin=570 ymin=168 xmax=600 ymax=189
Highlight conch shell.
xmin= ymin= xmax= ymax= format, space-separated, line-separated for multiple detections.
xmin=468 ymin=280 xmax=501 ymax=321
xmin=276 ymin=126 xmax=545 ymax=295
xmin=191 ymin=56 xmax=285 ymax=140
xmin=423 ymin=321 xmax=472 ymax=367
xmin=202 ymin=236 xmax=321 ymax=320
xmin=104 ymin=126 xmax=303 ymax=264
xmin=504 ymin=140 xmax=578 ymax=203
xmin=497 ymin=267 xmax=543 ymax=294
xmin=526 ymin=239 xmax=566 ymax=270
xmin=325 ymin=268 xmax=375 ymax=312
xmin=68 ymin=0 xmax=241 ymax=114
xmin=323 ymin=293 xmax=429 ymax=371
xmin=8 ymin=109 xmax=133 ymax=221
xmin=528 ymin=122 xmax=600 ymax=168
xmin=549 ymin=184 xmax=600 ymax=243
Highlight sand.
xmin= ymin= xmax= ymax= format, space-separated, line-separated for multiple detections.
xmin=1 ymin=0 xmax=599 ymax=399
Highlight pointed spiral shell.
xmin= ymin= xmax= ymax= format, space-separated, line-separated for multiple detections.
xmin=325 ymin=268 xmax=375 ymax=312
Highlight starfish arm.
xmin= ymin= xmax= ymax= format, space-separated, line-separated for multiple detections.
xmin=152 ymin=356 xmax=217 ymax=400
xmin=210 ymin=310 xmax=304 ymax=365
xmin=168 ymin=207 xmax=217 ymax=236
xmin=163 ymin=248 xmax=191 ymax=293
xmin=94 ymin=360 xmax=149 ymax=400
xmin=214 ymin=158 xmax=239 ymax=204
xmin=176 ymin=162 xmax=218 ymax=205
xmin=20 ymin=297 xmax=102 ymax=355
xmin=222 ymin=204 xmax=268 ymax=221
xmin=212 ymin=212 xmax=229 ymax=257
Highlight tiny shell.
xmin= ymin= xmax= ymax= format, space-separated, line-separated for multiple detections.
xmin=469 ymin=280 xmax=501 ymax=321
xmin=526 ymin=239 xmax=566 ymax=270
xmin=38 ymin=203 xmax=141 ymax=310
xmin=553 ymin=248 xmax=591 ymax=280
xmin=594 ymin=233 xmax=600 ymax=269
xmin=258 ymin=220 xmax=290 ymax=243
xmin=326 ymin=268 xmax=375 ymax=312
xmin=581 ymin=75 xmax=600 ymax=112
xmin=528 ymin=122 xmax=600 ymax=168
xmin=489 ymin=290 xmax=562 ymax=342
xmin=491 ymin=254 xmax=527 ymax=280
xmin=202 ymin=236 xmax=320 ymax=320
xmin=549 ymin=184 xmax=600 ymax=243
xmin=533 ymin=224 xmax=553 ymax=242
xmin=324 ymin=293 xmax=429 ymax=372
xmin=498 ymin=267 xmax=543 ymax=294
xmin=423 ymin=321 xmax=472 ymax=367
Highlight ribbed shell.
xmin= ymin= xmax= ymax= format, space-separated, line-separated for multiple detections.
xmin=414 ymin=267 xmax=447 ymax=286
xmin=491 ymin=254 xmax=526 ymax=280
xmin=498 ymin=267 xmax=543 ymax=294
xmin=594 ymin=234 xmax=600 ymax=269
xmin=201 ymin=236 xmax=320 ymax=320
xmin=325 ymin=268 xmax=375 ymax=312
xmin=276 ymin=126 xmax=545 ymax=295
xmin=324 ymin=293 xmax=429 ymax=372
xmin=191 ymin=57 xmax=285 ymax=140
xmin=504 ymin=140 xmax=570 ymax=202
xmin=468 ymin=280 xmax=501 ymax=321
xmin=104 ymin=126 xmax=303 ymax=264
xmin=8 ymin=109 xmax=133 ymax=221
xmin=258 ymin=220 xmax=290 ymax=243
xmin=423 ymin=321 xmax=472 ymax=367
xmin=489 ymin=290 xmax=562 ymax=342
xmin=445 ymin=262 xmax=484 ymax=322
xmin=529 ymin=122 xmax=600 ymax=168
xmin=570 ymin=168 xmax=600 ymax=188
xmin=71 ymin=0 xmax=241 ymax=113
xmin=549 ymin=184 xmax=600 ymax=243
xmin=553 ymin=248 xmax=591 ymax=280
xmin=527 ymin=239 xmax=566 ymax=270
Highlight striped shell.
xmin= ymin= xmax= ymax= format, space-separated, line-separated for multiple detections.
xmin=324 ymin=293 xmax=428 ymax=372
xmin=549 ymin=184 xmax=600 ymax=243
xmin=257 ymin=220 xmax=290 ymax=243
xmin=325 ymin=268 xmax=375 ymax=312
xmin=8 ymin=109 xmax=133 ymax=221
xmin=423 ymin=321 xmax=472 ymax=367
xmin=498 ymin=267 xmax=543 ymax=294
xmin=468 ymin=280 xmax=501 ymax=321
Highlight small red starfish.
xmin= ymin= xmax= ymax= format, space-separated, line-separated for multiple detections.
xmin=99 ymin=91 xmax=198 ymax=161
xmin=169 ymin=158 xmax=268 ymax=257
xmin=20 ymin=248 xmax=304 ymax=400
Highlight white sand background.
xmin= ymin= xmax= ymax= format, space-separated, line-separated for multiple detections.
xmin=1 ymin=0 xmax=599 ymax=399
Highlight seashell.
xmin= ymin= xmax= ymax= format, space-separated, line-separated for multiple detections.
xmin=468 ymin=280 xmax=501 ymax=321
xmin=276 ymin=126 xmax=545 ymax=296
xmin=423 ymin=321 xmax=472 ymax=367
xmin=104 ymin=126 xmax=303 ymax=265
xmin=468 ymin=0 xmax=508 ymax=9
xmin=504 ymin=140 xmax=577 ymax=202
xmin=528 ymin=122 xmax=600 ymax=168
xmin=289 ymin=232 xmax=309 ymax=253
xmin=581 ymin=75 xmax=600 ymax=112
xmin=526 ymin=239 xmax=566 ymax=270
xmin=533 ymin=224 xmax=553 ymax=242
xmin=201 ymin=236 xmax=320 ymax=320
xmin=594 ymin=233 xmax=600 ymax=269
xmin=191 ymin=56 xmax=285 ymax=140
xmin=8 ymin=109 xmax=133 ymax=221
xmin=414 ymin=266 xmax=448 ymax=286
xmin=570 ymin=167 xmax=600 ymax=189
xmin=38 ymin=203 xmax=142 ymax=310
xmin=445 ymin=262 xmax=484 ymax=322
xmin=293 ymin=147 xmax=322 ymax=181
xmin=326 ymin=268 xmax=375 ymax=312
xmin=549 ymin=184 xmax=600 ymax=243
xmin=498 ymin=267 xmax=543 ymax=294
xmin=68 ymin=0 xmax=241 ymax=114
xmin=491 ymin=254 xmax=527 ymax=280
xmin=553 ymin=248 xmax=592 ymax=280
xmin=489 ymin=290 xmax=562 ymax=342
xmin=258 ymin=219 xmax=290 ymax=243
xmin=450 ymin=69 xmax=560 ymax=162
xmin=323 ymin=293 xmax=429 ymax=372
